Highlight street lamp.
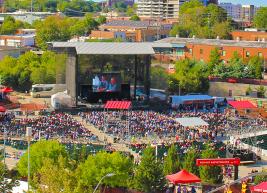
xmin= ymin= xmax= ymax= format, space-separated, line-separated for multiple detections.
xmin=26 ymin=127 xmax=32 ymax=192
xmin=93 ymin=173 xmax=115 ymax=193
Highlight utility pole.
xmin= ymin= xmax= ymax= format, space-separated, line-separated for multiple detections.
xmin=31 ymin=0 xmax=33 ymax=13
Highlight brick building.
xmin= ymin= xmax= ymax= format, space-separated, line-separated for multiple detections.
xmin=156 ymin=37 xmax=267 ymax=65
xmin=231 ymin=30 xmax=267 ymax=42
xmin=91 ymin=20 xmax=171 ymax=42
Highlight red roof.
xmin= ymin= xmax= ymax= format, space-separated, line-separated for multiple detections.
xmin=166 ymin=169 xmax=201 ymax=184
xmin=250 ymin=182 xmax=267 ymax=192
xmin=0 ymin=106 xmax=6 ymax=112
xmin=104 ymin=101 xmax=131 ymax=110
xmin=228 ymin=100 xmax=257 ymax=109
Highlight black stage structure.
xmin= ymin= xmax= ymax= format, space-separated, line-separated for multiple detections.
xmin=50 ymin=42 xmax=171 ymax=106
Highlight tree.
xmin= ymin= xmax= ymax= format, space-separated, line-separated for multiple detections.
xmin=256 ymin=85 xmax=266 ymax=98
xmin=35 ymin=15 xmax=72 ymax=49
xmin=0 ymin=51 xmax=59 ymax=91
xmin=17 ymin=140 xmax=67 ymax=178
xmin=130 ymin=15 xmax=140 ymax=21
xmin=208 ymin=48 xmax=221 ymax=74
xmin=151 ymin=66 xmax=168 ymax=90
xmin=33 ymin=156 xmax=77 ymax=193
xmin=168 ymin=59 xmax=209 ymax=94
xmin=183 ymin=147 xmax=199 ymax=176
xmin=112 ymin=1 xmax=127 ymax=12
xmin=163 ymin=144 xmax=181 ymax=176
xmin=75 ymin=151 xmax=133 ymax=192
xmin=254 ymin=7 xmax=267 ymax=29
xmin=134 ymin=147 xmax=166 ymax=193
xmin=248 ymin=56 xmax=263 ymax=79
xmin=0 ymin=162 xmax=19 ymax=193
xmin=212 ymin=21 xmax=232 ymax=39
xmin=96 ymin=15 xmax=107 ymax=24
xmin=179 ymin=0 xmax=203 ymax=15
xmin=0 ymin=16 xmax=28 ymax=35
xmin=199 ymin=144 xmax=222 ymax=184
xmin=254 ymin=169 xmax=267 ymax=184
xmin=170 ymin=0 xmax=232 ymax=39
xmin=126 ymin=4 xmax=137 ymax=16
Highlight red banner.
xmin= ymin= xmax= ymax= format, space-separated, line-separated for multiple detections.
xmin=196 ymin=158 xmax=240 ymax=166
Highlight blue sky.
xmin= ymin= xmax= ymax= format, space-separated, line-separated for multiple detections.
xmin=219 ymin=0 xmax=267 ymax=6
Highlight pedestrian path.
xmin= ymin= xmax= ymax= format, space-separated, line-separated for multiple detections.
xmin=73 ymin=116 xmax=140 ymax=159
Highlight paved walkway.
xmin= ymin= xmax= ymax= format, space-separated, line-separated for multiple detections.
xmin=73 ymin=116 xmax=140 ymax=159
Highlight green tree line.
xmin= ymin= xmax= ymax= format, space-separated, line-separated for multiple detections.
xmin=152 ymin=49 xmax=263 ymax=95
xmin=0 ymin=16 xmax=31 ymax=35
xmin=34 ymin=14 xmax=102 ymax=49
xmin=12 ymin=140 xmax=223 ymax=193
xmin=170 ymin=0 xmax=232 ymax=39
xmin=4 ymin=0 xmax=101 ymax=13
xmin=0 ymin=51 xmax=66 ymax=91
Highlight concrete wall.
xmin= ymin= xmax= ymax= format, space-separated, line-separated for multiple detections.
xmin=208 ymin=82 xmax=267 ymax=97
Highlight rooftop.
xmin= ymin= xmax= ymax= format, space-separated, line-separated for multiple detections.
xmin=52 ymin=42 xmax=157 ymax=55
xmin=102 ymin=20 xmax=157 ymax=28
xmin=156 ymin=37 xmax=267 ymax=48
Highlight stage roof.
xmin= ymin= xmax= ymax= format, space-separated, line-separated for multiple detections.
xmin=52 ymin=42 xmax=156 ymax=55
xmin=104 ymin=101 xmax=131 ymax=110
xmin=175 ymin=117 xmax=209 ymax=127
xmin=228 ymin=100 xmax=256 ymax=109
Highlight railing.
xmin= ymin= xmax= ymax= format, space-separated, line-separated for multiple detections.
xmin=208 ymin=172 xmax=267 ymax=193
xmin=209 ymin=76 xmax=267 ymax=86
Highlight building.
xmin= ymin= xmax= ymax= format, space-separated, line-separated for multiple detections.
xmin=137 ymin=0 xmax=218 ymax=19
xmin=231 ymin=30 xmax=267 ymax=42
xmin=156 ymin=37 xmax=267 ymax=65
xmin=241 ymin=5 xmax=255 ymax=22
xmin=201 ymin=0 xmax=218 ymax=6
xmin=51 ymin=42 xmax=155 ymax=105
xmin=16 ymin=29 xmax=36 ymax=36
xmin=219 ymin=3 xmax=241 ymax=20
xmin=0 ymin=11 xmax=58 ymax=24
xmin=0 ymin=34 xmax=35 ymax=47
xmin=91 ymin=20 xmax=171 ymax=42
xmin=107 ymin=0 xmax=134 ymax=7
xmin=0 ymin=46 xmax=31 ymax=60
xmin=137 ymin=0 xmax=186 ymax=19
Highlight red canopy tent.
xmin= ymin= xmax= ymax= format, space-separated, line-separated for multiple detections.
xmin=104 ymin=101 xmax=131 ymax=110
xmin=1 ymin=87 xmax=14 ymax=93
xmin=228 ymin=100 xmax=257 ymax=109
xmin=166 ymin=169 xmax=201 ymax=184
xmin=0 ymin=106 xmax=6 ymax=112
xmin=250 ymin=182 xmax=267 ymax=192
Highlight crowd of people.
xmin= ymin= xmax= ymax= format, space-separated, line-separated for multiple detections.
xmin=0 ymin=112 xmax=98 ymax=143
xmin=80 ymin=110 xmax=230 ymax=140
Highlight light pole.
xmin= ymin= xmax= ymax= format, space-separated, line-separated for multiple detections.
xmin=26 ymin=127 xmax=32 ymax=192
xmin=3 ymin=124 xmax=6 ymax=193
xmin=93 ymin=173 xmax=115 ymax=193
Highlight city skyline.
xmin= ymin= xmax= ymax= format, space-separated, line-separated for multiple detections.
xmin=93 ymin=0 xmax=266 ymax=7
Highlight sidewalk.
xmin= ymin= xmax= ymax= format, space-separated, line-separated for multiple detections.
xmin=73 ymin=116 xmax=140 ymax=159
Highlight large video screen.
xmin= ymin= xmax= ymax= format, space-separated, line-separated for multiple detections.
xmin=92 ymin=73 xmax=121 ymax=92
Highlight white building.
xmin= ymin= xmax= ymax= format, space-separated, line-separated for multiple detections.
xmin=241 ymin=5 xmax=255 ymax=22
xmin=137 ymin=0 xmax=189 ymax=19
xmin=219 ymin=2 xmax=242 ymax=21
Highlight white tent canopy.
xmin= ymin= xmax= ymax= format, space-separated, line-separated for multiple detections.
xmin=175 ymin=117 xmax=209 ymax=127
